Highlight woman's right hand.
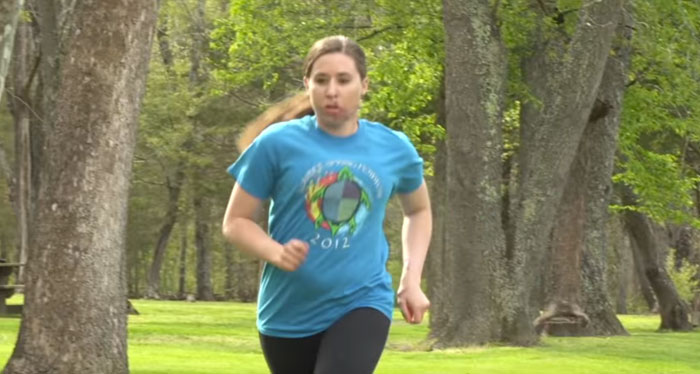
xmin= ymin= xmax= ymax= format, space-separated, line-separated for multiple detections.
xmin=270 ymin=239 xmax=309 ymax=271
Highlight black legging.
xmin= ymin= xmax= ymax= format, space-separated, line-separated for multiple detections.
xmin=259 ymin=307 xmax=391 ymax=374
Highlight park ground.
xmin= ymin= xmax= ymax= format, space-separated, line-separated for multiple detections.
xmin=0 ymin=297 xmax=697 ymax=374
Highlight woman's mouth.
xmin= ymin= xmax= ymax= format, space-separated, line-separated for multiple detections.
xmin=325 ymin=104 xmax=341 ymax=115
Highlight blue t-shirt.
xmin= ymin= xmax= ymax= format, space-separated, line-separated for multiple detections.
xmin=228 ymin=115 xmax=423 ymax=338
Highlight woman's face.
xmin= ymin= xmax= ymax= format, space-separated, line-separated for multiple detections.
xmin=304 ymin=52 xmax=368 ymax=133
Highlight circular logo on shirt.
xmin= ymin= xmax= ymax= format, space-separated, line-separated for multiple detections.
xmin=305 ymin=166 xmax=371 ymax=237
xmin=322 ymin=180 xmax=361 ymax=223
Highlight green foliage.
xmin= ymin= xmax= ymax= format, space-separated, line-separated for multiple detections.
xmin=612 ymin=147 xmax=700 ymax=225
xmin=128 ymin=0 xmax=700 ymax=300
xmin=616 ymin=0 xmax=700 ymax=226
xmin=128 ymin=0 xmax=249 ymax=297
xmin=210 ymin=0 xmax=445 ymax=164
xmin=665 ymin=249 xmax=700 ymax=304
xmin=139 ymin=54 xmax=196 ymax=162
xmin=499 ymin=0 xmax=539 ymax=103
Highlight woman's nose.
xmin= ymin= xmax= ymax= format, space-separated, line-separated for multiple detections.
xmin=325 ymin=79 xmax=338 ymax=97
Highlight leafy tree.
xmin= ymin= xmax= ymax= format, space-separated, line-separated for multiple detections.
xmin=615 ymin=0 xmax=700 ymax=226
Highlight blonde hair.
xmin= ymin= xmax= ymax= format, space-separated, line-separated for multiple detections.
xmin=236 ymin=92 xmax=313 ymax=151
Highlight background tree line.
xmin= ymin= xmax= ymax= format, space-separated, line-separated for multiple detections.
xmin=0 ymin=2 xmax=698 ymax=369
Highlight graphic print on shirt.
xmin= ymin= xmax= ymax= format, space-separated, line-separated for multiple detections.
xmin=305 ymin=166 xmax=371 ymax=238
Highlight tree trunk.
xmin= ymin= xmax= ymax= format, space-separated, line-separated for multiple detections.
xmin=189 ymin=0 xmax=214 ymax=302
xmin=233 ymin=252 xmax=260 ymax=302
xmin=178 ymin=219 xmax=188 ymax=298
xmin=0 ymin=0 xmax=23 ymax=106
xmin=156 ymin=12 xmax=175 ymax=75
xmin=426 ymin=82 xmax=449 ymax=337
xmin=505 ymin=0 xmax=623 ymax=345
xmin=7 ymin=6 xmax=35 ymax=281
xmin=194 ymin=195 xmax=214 ymax=301
xmin=432 ymin=0 xmax=508 ymax=347
xmin=145 ymin=167 xmax=184 ymax=298
xmin=631 ymin=238 xmax=658 ymax=311
xmin=546 ymin=15 xmax=632 ymax=336
xmin=547 ymin=167 xmax=585 ymax=307
xmin=622 ymin=190 xmax=693 ymax=331
xmin=608 ymin=217 xmax=632 ymax=314
xmin=3 ymin=1 xmax=158 ymax=373
xmin=189 ymin=0 xmax=207 ymax=88
xmin=0 ymin=233 xmax=8 ymax=259
xmin=668 ymin=224 xmax=693 ymax=270
xmin=224 ymin=243 xmax=234 ymax=299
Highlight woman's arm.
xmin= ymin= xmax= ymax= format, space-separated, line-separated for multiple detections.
xmin=396 ymin=180 xmax=432 ymax=324
xmin=222 ymin=183 xmax=308 ymax=271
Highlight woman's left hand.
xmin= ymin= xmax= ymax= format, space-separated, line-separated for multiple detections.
xmin=396 ymin=284 xmax=430 ymax=324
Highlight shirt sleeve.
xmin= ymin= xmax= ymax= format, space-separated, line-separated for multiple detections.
xmin=395 ymin=132 xmax=424 ymax=194
xmin=227 ymin=134 xmax=276 ymax=200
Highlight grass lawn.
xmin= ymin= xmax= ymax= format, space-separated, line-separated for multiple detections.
xmin=0 ymin=297 xmax=697 ymax=373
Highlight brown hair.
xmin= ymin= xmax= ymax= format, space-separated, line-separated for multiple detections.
xmin=303 ymin=35 xmax=367 ymax=79
xmin=236 ymin=36 xmax=367 ymax=151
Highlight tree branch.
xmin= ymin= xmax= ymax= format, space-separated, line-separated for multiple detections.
xmin=3 ymin=88 xmax=45 ymax=125
xmin=357 ymin=25 xmax=404 ymax=42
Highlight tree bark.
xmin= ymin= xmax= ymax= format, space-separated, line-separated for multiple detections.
xmin=546 ymin=14 xmax=632 ymax=336
xmin=232 ymin=252 xmax=260 ymax=302
xmin=224 ymin=243 xmax=234 ymax=299
xmin=4 ymin=1 xmax=158 ymax=373
xmin=190 ymin=0 xmax=214 ymax=302
xmin=178 ymin=219 xmax=188 ymax=298
xmin=622 ymin=189 xmax=693 ymax=331
xmin=630 ymin=237 xmax=658 ymax=311
xmin=427 ymin=82 xmax=449 ymax=337
xmin=145 ymin=166 xmax=184 ymax=298
xmin=189 ymin=0 xmax=207 ymax=88
xmin=7 ymin=4 xmax=35 ymax=280
xmin=432 ymin=0 xmax=508 ymax=347
xmin=608 ymin=217 xmax=632 ymax=314
xmin=194 ymin=194 xmax=214 ymax=300
xmin=0 ymin=0 xmax=24 ymax=106
xmin=668 ymin=224 xmax=693 ymax=270
xmin=505 ymin=0 xmax=623 ymax=345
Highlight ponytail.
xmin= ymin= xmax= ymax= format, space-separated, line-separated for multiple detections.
xmin=236 ymin=92 xmax=313 ymax=152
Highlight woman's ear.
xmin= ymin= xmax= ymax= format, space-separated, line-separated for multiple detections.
xmin=304 ymin=76 xmax=310 ymax=91
xmin=361 ymin=77 xmax=369 ymax=96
